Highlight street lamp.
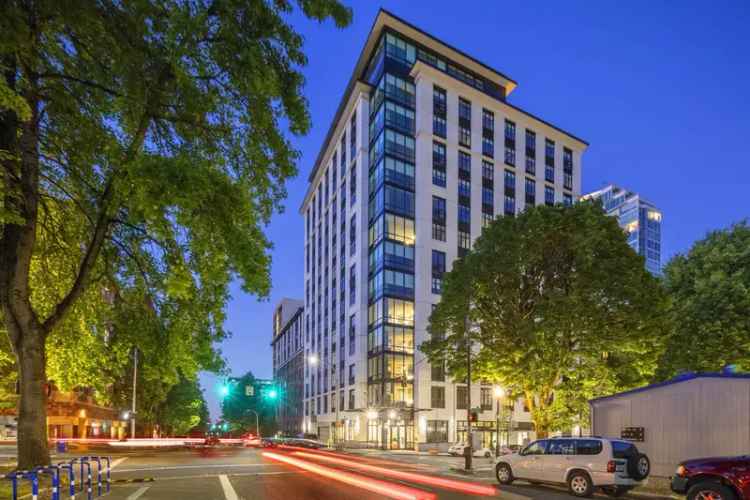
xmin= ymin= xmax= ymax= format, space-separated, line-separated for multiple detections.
xmin=366 ymin=410 xmax=378 ymax=421
xmin=493 ymin=386 xmax=505 ymax=457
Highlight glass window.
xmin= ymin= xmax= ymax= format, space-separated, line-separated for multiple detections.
xmin=459 ymin=98 xmax=471 ymax=121
xmin=431 ymin=387 xmax=446 ymax=409
xmin=482 ymin=109 xmax=494 ymax=131
xmin=482 ymin=161 xmax=494 ymax=181
xmin=523 ymin=440 xmax=548 ymax=456
xmin=545 ymin=186 xmax=555 ymax=206
xmin=459 ymin=150 xmax=471 ymax=174
xmin=576 ymin=439 xmax=603 ymax=455
xmin=458 ymin=179 xmax=471 ymax=198
xmin=456 ymin=386 xmax=468 ymax=409
xmin=426 ymin=420 xmax=448 ymax=442
xmin=431 ymin=361 xmax=445 ymax=382
xmin=548 ymin=439 xmax=576 ymax=455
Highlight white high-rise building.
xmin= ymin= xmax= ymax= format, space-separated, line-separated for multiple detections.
xmin=299 ymin=9 xmax=588 ymax=449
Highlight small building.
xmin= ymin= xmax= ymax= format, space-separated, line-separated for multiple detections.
xmin=271 ymin=298 xmax=304 ymax=436
xmin=589 ymin=372 xmax=750 ymax=477
xmin=0 ymin=386 xmax=128 ymax=439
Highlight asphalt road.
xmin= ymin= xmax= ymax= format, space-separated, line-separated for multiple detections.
xmin=91 ymin=446 xmax=603 ymax=500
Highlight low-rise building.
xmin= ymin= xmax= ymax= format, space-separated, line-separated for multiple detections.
xmin=590 ymin=372 xmax=750 ymax=477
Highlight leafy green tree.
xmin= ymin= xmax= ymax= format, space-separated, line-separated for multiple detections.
xmin=657 ymin=221 xmax=750 ymax=378
xmin=221 ymin=371 xmax=277 ymax=436
xmin=0 ymin=0 xmax=351 ymax=467
xmin=422 ymin=202 xmax=669 ymax=436
xmin=154 ymin=375 xmax=209 ymax=436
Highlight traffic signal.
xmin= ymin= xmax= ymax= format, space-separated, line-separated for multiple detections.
xmin=222 ymin=422 xmax=229 ymax=431
xmin=267 ymin=388 xmax=278 ymax=399
xmin=219 ymin=384 xmax=230 ymax=398
xmin=469 ymin=410 xmax=478 ymax=423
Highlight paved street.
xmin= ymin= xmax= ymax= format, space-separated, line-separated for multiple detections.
xmin=86 ymin=446 xmax=618 ymax=500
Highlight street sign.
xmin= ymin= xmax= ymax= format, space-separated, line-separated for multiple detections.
xmin=621 ymin=426 xmax=645 ymax=442
xmin=245 ymin=385 xmax=254 ymax=396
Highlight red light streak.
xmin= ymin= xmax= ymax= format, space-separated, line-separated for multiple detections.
xmin=291 ymin=451 xmax=497 ymax=496
xmin=262 ymin=451 xmax=435 ymax=500
xmin=279 ymin=445 xmax=431 ymax=469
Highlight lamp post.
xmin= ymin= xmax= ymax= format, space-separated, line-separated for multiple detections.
xmin=309 ymin=354 xmax=339 ymax=445
xmin=493 ymin=386 xmax=505 ymax=457
xmin=245 ymin=409 xmax=260 ymax=439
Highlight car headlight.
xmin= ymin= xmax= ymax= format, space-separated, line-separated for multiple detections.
xmin=675 ymin=465 xmax=687 ymax=477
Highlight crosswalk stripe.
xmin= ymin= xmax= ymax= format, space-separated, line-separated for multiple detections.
xmin=219 ymin=474 xmax=239 ymax=500
xmin=111 ymin=457 xmax=128 ymax=469
xmin=126 ymin=486 xmax=150 ymax=500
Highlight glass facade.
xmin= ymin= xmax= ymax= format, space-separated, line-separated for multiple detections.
xmin=366 ymin=32 xmax=416 ymax=447
xmin=586 ymin=185 xmax=662 ymax=275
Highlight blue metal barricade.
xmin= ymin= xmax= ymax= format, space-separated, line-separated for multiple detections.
xmin=100 ymin=456 xmax=111 ymax=492
xmin=4 ymin=470 xmax=38 ymax=500
xmin=4 ymin=455 xmax=110 ymax=500
xmin=33 ymin=465 xmax=60 ymax=500
xmin=57 ymin=462 xmax=76 ymax=499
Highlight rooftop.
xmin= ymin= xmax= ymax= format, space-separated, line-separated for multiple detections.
xmin=589 ymin=370 xmax=750 ymax=404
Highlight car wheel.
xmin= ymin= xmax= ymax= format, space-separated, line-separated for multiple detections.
xmin=635 ymin=453 xmax=650 ymax=480
xmin=495 ymin=463 xmax=514 ymax=485
xmin=568 ymin=471 xmax=594 ymax=498
xmin=687 ymin=482 xmax=737 ymax=500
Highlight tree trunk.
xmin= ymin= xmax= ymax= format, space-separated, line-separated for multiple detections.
xmin=16 ymin=328 xmax=50 ymax=469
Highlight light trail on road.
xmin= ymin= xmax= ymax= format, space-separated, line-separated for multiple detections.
xmin=277 ymin=445 xmax=432 ymax=469
xmin=263 ymin=451 xmax=436 ymax=500
xmin=291 ymin=451 xmax=497 ymax=496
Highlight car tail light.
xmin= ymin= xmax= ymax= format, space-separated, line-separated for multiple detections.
xmin=607 ymin=460 xmax=616 ymax=473
xmin=676 ymin=465 xmax=687 ymax=477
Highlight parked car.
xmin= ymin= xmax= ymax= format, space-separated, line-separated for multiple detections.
xmin=448 ymin=442 xmax=494 ymax=458
xmin=495 ymin=437 xmax=650 ymax=498
xmin=671 ymin=455 xmax=750 ymax=500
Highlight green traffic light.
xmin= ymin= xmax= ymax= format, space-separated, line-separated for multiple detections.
xmin=219 ymin=384 xmax=230 ymax=397
xmin=268 ymin=388 xmax=278 ymax=399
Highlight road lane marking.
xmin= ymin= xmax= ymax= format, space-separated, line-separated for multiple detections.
xmin=126 ymin=486 xmax=150 ymax=500
xmin=111 ymin=457 xmax=128 ymax=469
xmin=219 ymin=474 xmax=239 ymax=500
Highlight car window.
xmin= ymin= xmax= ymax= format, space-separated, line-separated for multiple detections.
xmin=612 ymin=441 xmax=636 ymax=458
xmin=547 ymin=439 xmax=576 ymax=455
xmin=575 ymin=439 xmax=603 ymax=455
xmin=523 ymin=440 xmax=548 ymax=455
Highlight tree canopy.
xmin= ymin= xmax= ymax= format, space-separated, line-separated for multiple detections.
xmin=657 ymin=220 xmax=750 ymax=378
xmin=0 ymin=0 xmax=351 ymax=467
xmin=421 ymin=202 xmax=669 ymax=436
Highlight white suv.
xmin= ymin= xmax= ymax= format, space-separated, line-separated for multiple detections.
xmin=495 ymin=437 xmax=650 ymax=498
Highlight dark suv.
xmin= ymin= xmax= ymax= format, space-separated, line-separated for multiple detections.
xmin=671 ymin=456 xmax=750 ymax=500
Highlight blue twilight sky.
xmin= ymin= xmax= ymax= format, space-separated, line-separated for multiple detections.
xmin=200 ymin=0 xmax=750 ymax=418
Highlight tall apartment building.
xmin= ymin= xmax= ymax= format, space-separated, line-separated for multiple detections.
xmin=300 ymin=10 xmax=587 ymax=449
xmin=582 ymin=184 xmax=662 ymax=274
xmin=271 ymin=298 xmax=305 ymax=435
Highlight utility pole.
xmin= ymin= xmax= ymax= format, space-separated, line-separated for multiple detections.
xmin=464 ymin=316 xmax=472 ymax=471
xmin=131 ymin=347 xmax=138 ymax=439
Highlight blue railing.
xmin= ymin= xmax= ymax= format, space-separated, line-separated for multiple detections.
xmin=4 ymin=455 xmax=111 ymax=500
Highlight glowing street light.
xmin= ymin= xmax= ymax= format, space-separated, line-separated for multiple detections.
xmin=308 ymin=354 xmax=319 ymax=366
xmin=366 ymin=410 xmax=378 ymax=420
xmin=388 ymin=410 xmax=396 ymax=420
xmin=493 ymin=386 xmax=505 ymax=399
